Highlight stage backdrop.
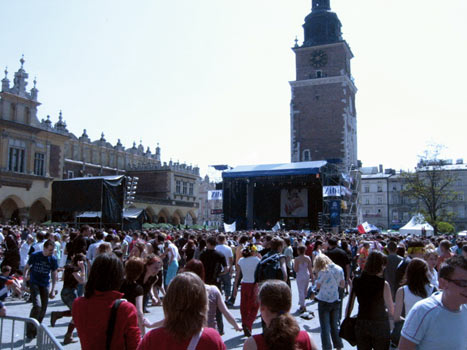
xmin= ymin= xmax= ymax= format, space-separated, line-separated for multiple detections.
xmin=280 ymin=188 xmax=308 ymax=217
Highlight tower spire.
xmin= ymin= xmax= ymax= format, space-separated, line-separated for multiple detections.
xmin=312 ymin=0 xmax=330 ymax=11
xmin=303 ymin=0 xmax=342 ymax=47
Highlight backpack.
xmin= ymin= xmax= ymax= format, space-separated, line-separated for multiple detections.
xmin=254 ymin=253 xmax=284 ymax=283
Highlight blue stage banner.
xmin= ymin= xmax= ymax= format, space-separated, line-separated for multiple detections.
xmin=330 ymin=200 xmax=341 ymax=227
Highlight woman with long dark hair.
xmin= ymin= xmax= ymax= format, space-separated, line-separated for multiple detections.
xmin=243 ymin=280 xmax=318 ymax=350
xmin=346 ymin=250 xmax=394 ymax=350
xmin=120 ymin=257 xmax=145 ymax=334
xmin=394 ymin=258 xmax=435 ymax=321
xmin=72 ymin=253 xmax=141 ymax=349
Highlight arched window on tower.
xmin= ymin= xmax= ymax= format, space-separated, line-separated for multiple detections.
xmin=303 ymin=149 xmax=311 ymax=161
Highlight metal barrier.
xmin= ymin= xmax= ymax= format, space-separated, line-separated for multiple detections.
xmin=0 ymin=315 xmax=63 ymax=350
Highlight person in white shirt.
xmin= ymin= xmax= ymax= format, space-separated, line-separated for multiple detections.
xmin=215 ymin=234 xmax=234 ymax=302
xmin=164 ymin=240 xmax=180 ymax=287
xmin=399 ymin=256 xmax=467 ymax=350
xmin=86 ymin=231 xmax=104 ymax=264
xmin=19 ymin=235 xmax=34 ymax=271
xmin=234 ymin=244 xmax=260 ymax=337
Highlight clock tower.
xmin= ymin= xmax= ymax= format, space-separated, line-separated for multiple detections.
xmin=290 ymin=0 xmax=357 ymax=171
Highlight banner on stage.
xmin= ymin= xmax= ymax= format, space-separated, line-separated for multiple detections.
xmin=323 ymin=186 xmax=351 ymax=197
xmin=224 ymin=221 xmax=236 ymax=232
xmin=280 ymin=188 xmax=308 ymax=217
xmin=208 ymin=190 xmax=223 ymax=200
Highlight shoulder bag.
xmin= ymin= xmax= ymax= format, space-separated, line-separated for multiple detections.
xmin=106 ymin=298 xmax=126 ymax=350
xmin=339 ymin=287 xmax=357 ymax=346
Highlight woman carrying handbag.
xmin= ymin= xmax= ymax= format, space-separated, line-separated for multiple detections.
xmin=345 ymin=251 xmax=394 ymax=350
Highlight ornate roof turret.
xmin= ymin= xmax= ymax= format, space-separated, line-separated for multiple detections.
xmin=43 ymin=115 xmax=52 ymax=128
xmin=1 ymin=67 xmax=9 ymax=92
xmin=11 ymin=56 xmax=29 ymax=97
xmin=302 ymin=0 xmax=342 ymax=47
xmin=54 ymin=110 xmax=68 ymax=132
xmin=155 ymin=142 xmax=161 ymax=161
xmin=30 ymin=77 xmax=38 ymax=101
xmin=115 ymin=139 xmax=124 ymax=151
xmin=100 ymin=132 xmax=106 ymax=142
xmin=137 ymin=140 xmax=144 ymax=155
xmin=79 ymin=129 xmax=91 ymax=143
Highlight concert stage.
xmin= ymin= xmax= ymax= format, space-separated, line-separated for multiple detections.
xmin=222 ymin=161 xmax=331 ymax=230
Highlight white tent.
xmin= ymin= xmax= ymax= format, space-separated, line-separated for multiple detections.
xmin=399 ymin=214 xmax=434 ymax=236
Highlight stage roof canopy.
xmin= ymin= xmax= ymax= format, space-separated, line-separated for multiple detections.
xmin=222 ymin=161 xmax=327 ymax=178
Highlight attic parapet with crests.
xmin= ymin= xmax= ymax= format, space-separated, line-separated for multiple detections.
xmin=65 ymin=132 xmax=163 ymax=170
xmin=129 ymin=161 xmax=200 ymax=176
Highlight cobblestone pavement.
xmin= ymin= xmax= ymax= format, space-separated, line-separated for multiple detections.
xmin=1 ymin=278 xmax=356 ymax=349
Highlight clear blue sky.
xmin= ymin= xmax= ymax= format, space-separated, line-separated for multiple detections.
xmin=1 ymin=0 xmax=466 ymax=178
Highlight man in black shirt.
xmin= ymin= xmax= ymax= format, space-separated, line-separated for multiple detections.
xmin=200 ymin=236 xmax=227 ymax=334
xmin=325 ymin=237 xmax=351 ymax=284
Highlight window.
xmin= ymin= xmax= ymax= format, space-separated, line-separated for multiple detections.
xmin=303 ymin=149 xmax=311 ymax=161
xmin=364 ymin=186 xmax=369 ymax=193
xmin=316 ymin=70 xmax=322 ymax=78
xmin=377 ymin=196 xmax=383 ymax=204
xmin=67 ymin=171 xmax=74 ymax=179
xmin=8 ymin=147 xmax=25 ymax=173
xmin=189 ymin=183 xmax=194 ymax=196
xmin=34 ymin=152 xmax=45 ymax=176
xmin=176 ymin=180 xmax=181 ymax=194
xmin=10 ymin=103 xmax=16 ymax=120
xmin=377 ymin=184 xmax=383 ymax=192
xmin=183 ymin=182 xmax=188 ymax=195
xmin=364 ymin=197 xmax=370 ymax=205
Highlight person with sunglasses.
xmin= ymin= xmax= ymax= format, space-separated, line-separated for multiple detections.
xmin=399 ymin=256 xmax=467 ymax=350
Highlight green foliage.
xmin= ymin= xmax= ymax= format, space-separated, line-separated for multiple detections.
xmin=437 ymin=221 xmax=455 ymax=234
xmin=401 ymin=144 xmax=458 ymax=234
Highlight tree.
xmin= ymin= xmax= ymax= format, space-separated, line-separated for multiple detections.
xmin=401 ymin=144 xmax=458 ymax=234
xmin=437 ymin=221 xmax=455 ymax=234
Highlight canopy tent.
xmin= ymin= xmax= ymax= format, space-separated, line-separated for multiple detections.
xmin=399 ymin=214 xmax=434 ymax=236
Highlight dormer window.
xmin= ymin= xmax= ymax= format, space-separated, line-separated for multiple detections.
xmin=316 ymin=70 xmax=322 ymax=78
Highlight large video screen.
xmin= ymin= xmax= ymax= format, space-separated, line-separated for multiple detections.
xmin=280 ymin=188 xmax=308 ymax=217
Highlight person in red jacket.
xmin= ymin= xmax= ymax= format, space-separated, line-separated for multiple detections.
xmin=138 ymin=272 xmax=226 ymax=350
xmin=72 ymin=253 xmax=141 ymax=350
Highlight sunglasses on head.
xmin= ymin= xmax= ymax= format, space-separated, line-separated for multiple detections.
xmin=444 ymin=278 xmax=467 ymax=288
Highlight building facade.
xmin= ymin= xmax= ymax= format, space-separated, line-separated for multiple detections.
xmin=361 ymin=162 xmax=467 ymax=231
xmin=197 ymin=175 xmax=223 ymax=228
xmin=0 ymin=58 xmax=201 ymax=225
xmin=290 ymin=0 xmax=357 ymax=171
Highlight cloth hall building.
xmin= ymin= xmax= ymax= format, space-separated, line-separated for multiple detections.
xmin=0 ymin=58 xmax=200 ymax=225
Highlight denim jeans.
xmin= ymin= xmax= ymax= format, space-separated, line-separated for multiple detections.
xmin=27 ymin=283 xmax=49 ymax=338
xmin=318 ymin=299 xmax=344 ymax=350
xmin=218 ymin=273 xmax=231 ymax=299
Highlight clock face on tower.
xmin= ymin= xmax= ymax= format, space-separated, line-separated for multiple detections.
xmin=310 ymin=50 xmax=328 ymax=68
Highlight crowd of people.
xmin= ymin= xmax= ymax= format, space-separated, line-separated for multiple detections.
xmin=0 ymin=223 xmax=466 ymax=350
